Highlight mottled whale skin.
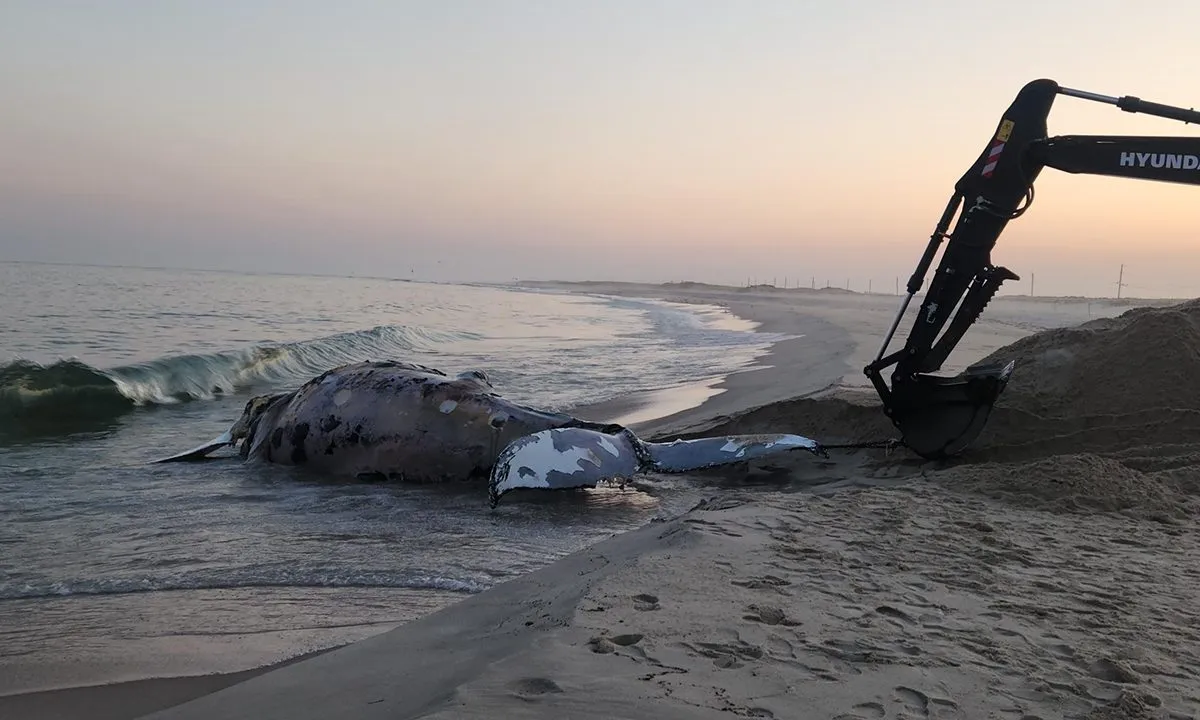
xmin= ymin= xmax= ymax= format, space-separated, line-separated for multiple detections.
xmin=232 ymin=360 xmax=615 ymax=482
xmin=157 ymin=360 xmax=828 ymax=503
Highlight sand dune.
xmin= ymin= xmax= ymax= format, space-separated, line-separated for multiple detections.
xmin=13 ymin=282 xmax=1200 ymax=720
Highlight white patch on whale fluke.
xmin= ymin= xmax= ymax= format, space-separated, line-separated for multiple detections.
xmin=333 ymin=388 xmax=353 ymax=407
xmin=718 ymin=435 xmax=817 ymax=458
xmin=763 ymin=436 xmax=814 ymax=450
xmin=439 ymin=400 xmax=458 ymax=414
xmin=493 ymin=430 xmax=601 ymax=492
xmin=644 ymin=433 xmax=824 ymax=473
xmin=596 ymin=434 xmax=621 ymax=457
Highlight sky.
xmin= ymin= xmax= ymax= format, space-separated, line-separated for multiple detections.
xmin=3 ymin=1 xmax=1200 ymax=297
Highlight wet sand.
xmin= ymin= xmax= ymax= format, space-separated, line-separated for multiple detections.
xmin=9 ymin=282 xmax=1199 ymax=720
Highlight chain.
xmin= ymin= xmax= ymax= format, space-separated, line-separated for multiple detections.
xmin=820 ymin=438 xmax=907 ymax=454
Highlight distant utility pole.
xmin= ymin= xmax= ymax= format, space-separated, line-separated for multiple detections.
xmin=845 ymin=278 xmax=849 ymax=290
xmin=868 ymin=279 xmax=872 ymax=294
xmin=895 ymin=277 xmax=899 ymax=295
xmin=1117 ymin=264 xmax=1126 ymax=299
xmin=811 ymin=276 xmax=815 ymax=289
xmin=1030 ymin=273 xmax=1035 ymax=297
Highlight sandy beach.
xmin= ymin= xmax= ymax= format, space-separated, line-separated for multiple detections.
xmin=8 ymin=282 xmax=1200 ymax=720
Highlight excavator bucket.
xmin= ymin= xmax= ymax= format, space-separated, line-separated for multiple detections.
xmin=869 ymin=79 xmax=1200 ymax=460
xmin=883 ymin=359 xmax=1015 ymax=460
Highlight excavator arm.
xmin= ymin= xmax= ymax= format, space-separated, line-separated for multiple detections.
xmin=867 ymin=78 xmax=1200 ymax=460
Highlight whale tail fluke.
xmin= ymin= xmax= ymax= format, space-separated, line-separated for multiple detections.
xmin=644 ymin=433 xmax=826 ymax=472
xmin=152 ymin=429 xmax=236 ymax=463
xmin=488 ymin=427 xmax=826 ymax=506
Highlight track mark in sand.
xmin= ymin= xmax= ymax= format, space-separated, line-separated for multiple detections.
xmin=588 ymin=636 xmax=616 ymax=654
xmin=691 ymin=495 xmax=751 ymax=512
xmin=587 ymin=632 xmax=644 ymax=654
xmin=632 ymin=593 xmax=660 ymax=611
xmin=832 ymin=701 xmax=886 ymax=719
xmin=953 ymin=519 xmax=996 ymax=533
xmin=895 ymin=686 xmax=931 ymax=717
xmin=817 ymin=637 xmax=889 ymax=664
xmin=875 ymin=604 xmax=916 ymax=625
xmin=766 ymin=633 xmax=797 ymax=660
xmin=731 ymin=574 xmax=793 ymax=593
xmin=892 ymin=686 xmax=964 ymax=719
xmin=684 ymin=639 xmax=765 ymax=669
xmin=683 ymin=517 xmax=744 ymax=537
xmin=1089 ymin=657 xmax=1141 ymax=684
xmin=743 ymin=603 xmax=801 ymax=627
xmin=609 ymin=633 xmax=644 ymax=646
xmin=509 ymin=677 xmax=563 ymax=697
xmin=1044 ymin=643 xmax=1077 ymax=660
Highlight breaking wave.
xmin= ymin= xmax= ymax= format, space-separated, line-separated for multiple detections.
xmin=0 ymin=324 xmax=481 ymax=437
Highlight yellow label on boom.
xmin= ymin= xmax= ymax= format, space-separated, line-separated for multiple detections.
xmin=996 ymin=120 xmax=1014 ymax=142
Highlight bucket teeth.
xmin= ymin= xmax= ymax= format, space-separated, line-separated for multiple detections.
xmin=920 ymin=265 xmax=1017 ymax=374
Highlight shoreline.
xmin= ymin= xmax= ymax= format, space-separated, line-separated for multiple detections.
xmin=0 ymin=284 xmax=832 ymax=719
xmin=133 ymin=284 xmax=899 ymax=719
xmin=564 ymin=286 xmax=859 ymax=440
xmin=0 ymin=646 xmax=347 ymax=720
xmin=13 ymin=281 xmax=1198 ymax=719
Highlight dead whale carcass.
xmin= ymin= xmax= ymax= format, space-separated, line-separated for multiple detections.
xmin=155 ymin=360 xmax=828 ymax=501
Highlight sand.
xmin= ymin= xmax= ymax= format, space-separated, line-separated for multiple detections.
xmin=9 ymin=283 xmax=1200 ymax=720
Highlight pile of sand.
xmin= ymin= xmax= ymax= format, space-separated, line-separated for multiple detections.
xmin=936 ymin=299 xmax=1200 ymax=515
xmin=977 ymin=297 xmax=1200 ymax=420
xmin=932 ymin=452 xmax=1195 ymax=521
xmin=655 ymin=391 xmax=894 ymax=446
xmin=965 ymin=298 xmax=1200 ymax=463
xmin=688 ymin=298 xmax=1200 ymax=517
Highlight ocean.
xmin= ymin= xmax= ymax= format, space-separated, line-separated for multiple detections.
xmin=0 ymin=262 xmax=788 ymax=694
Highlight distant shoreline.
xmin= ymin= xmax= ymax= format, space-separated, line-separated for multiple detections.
xmin=4 ymin=260 xmax=1187 ymax=303
xmin=504 ymin=277 xmax=1188 ymax=307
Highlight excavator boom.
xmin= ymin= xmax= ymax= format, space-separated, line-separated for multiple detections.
xmin=867 ymin=79 xmax=1200 ymax=460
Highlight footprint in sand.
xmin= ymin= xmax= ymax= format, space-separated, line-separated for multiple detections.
xmin=633 ymin=593 xmax=660 ymax=611
xmin=585 ymin=633 xmax=643 ymax=657
xmin=893 ymin=686 xmax=964 ymax=719
xmin=509 ymin=677 xmax=563 ymax=696
xmin=895 ymin=686 xmax=931 ymax=716
xmin=685 ymin=639 xmax=765 ymax=669
xmin=587 ymin=633 xmax=644 ymax=654
xmin=683 ymin=517 xmax=744 ymax=537
xmin=1044 ymin=643 xmax=1076 ymax=660
xmin=743 ymin=603 xmax=801 ymax=627
xmin=875 ymin=605 xmax=915 ymax=624
xmin=588 ymin=637 xmax=616 ymax=654
xmin=731 ymin=575 xmax=794 ymax=594
xmin=1088 ymin=657 xmax=1140 ymax=684
xmin=832 ymin=701 xmax=886 ymax=719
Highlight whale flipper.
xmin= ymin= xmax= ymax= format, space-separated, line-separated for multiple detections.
xmin=488 ymin=428 xmax=826 ymax=506
xmin=153 ymin=429 xmax=235 ymax=463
